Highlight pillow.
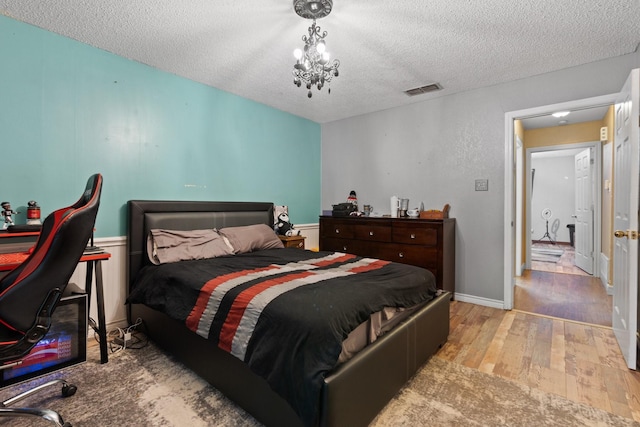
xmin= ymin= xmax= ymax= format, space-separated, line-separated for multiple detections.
xmin=218 ymin=223 xmax=284 ymax=254
xmin=147 ymin=228 xmax=234 ymax=264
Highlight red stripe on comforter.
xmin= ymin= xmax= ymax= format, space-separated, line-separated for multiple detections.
xmin=218 ymin=270 xmax=315 ymax=352
xmin=185 ymin=265 xmax=278 ymax=332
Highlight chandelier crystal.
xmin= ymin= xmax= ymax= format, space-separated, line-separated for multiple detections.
xmin=292 ymin=0 xmax=340 ymax=98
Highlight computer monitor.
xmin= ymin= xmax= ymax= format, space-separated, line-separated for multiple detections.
xmin=1 ymin=293 xmax=87 ymax=387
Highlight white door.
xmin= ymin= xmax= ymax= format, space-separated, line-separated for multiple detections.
xmin=613 ymin=68 xmax=639 ymax=370
xmin=574 ymin=148 xmax=594 ymax=274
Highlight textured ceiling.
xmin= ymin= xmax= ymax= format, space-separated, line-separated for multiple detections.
xmin=1 ymin=0 xmax=639 ymax=123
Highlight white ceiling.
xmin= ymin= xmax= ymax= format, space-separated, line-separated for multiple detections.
xmin=1 ymin=0 xmax=639 ymax=123
xmin=520 ymin=105 xmax=611 ymax=130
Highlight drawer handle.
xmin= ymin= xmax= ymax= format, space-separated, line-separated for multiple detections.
xmin=369 ymin=231 xmax=374 ymax=236
xmin=335 ymin=229 xmax=340 ymax=234
xmin=410 ymin=233 xmax=416 ymax=239
xmin=399 ymin=252 xmax=404 ymax=258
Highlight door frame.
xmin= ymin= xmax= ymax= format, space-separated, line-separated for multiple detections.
xmin=504 ymin=93 xmax=617 ymax=309
xmin=524 ymin=142 xmax=601 ymax=272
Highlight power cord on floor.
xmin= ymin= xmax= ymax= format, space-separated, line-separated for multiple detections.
xmin=92 ymin=317 xmax=148 ymax=354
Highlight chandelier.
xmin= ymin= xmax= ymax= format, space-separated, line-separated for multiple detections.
xmin=292 ymin=0 xmax=340 ymax=98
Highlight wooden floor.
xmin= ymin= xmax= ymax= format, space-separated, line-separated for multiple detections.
xmin=530 ymin=242 xmax=590 ymax=276
xmin=439 ymin=301 xmax=640 ymax=422
xmin=515 ymin=269 xmax=613 ymax=326
xmin=516 ymin=241 xmax=612 ymax=327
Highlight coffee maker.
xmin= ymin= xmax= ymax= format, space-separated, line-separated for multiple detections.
xmin=390 ymin=196 xmax=410 ymax=217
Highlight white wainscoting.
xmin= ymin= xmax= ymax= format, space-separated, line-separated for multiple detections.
xmin=71 ymin=223 xmax=321 ymax=333
xmin=69 ymin=236 xmax=129 ymax=332
xmin=294 ymin=223 xmax=320 ymax=251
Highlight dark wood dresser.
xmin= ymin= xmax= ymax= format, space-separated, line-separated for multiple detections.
xmin=319 ymin=216 xmax=455 ymax=295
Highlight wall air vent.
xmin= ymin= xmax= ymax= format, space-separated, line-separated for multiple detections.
xmin=404 ymin=83 xmax=443 ymax=96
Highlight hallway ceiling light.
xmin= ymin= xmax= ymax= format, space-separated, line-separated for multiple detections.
xmin=552 ymin=111 xmax=571 ymax=118
xmin=292 ymin=0 xmax=340 ymax=98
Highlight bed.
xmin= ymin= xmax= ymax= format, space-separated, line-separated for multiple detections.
xmin=126 ymin=200 xmax=450 ymax=427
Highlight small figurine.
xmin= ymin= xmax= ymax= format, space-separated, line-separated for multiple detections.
xmin=1 ymin=202 xmax=18 ymax=229
xmin=274 ymin=212 xmax=301 ymax=237
xmin=347 ymin=190 xmax=358 ymax=207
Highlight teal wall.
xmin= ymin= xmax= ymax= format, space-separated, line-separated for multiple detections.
xmin=0 ymin=16 xmax=321 ymax=237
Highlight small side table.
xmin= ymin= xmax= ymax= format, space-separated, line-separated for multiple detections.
xmin=278 ymin=235 xmax=306 ymax=249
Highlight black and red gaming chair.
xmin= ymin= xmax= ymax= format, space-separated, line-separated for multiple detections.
xmin=0 ymin=173 xmax=103 ymax=427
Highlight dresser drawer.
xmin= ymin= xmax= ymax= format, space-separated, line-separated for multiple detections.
xmin=372 ymin=243 xmax=438 ymax=266
xmin=392 ymin=224 xmax=438 ymax=246
xmin=353 ymin=224 xmax=392 ymax=242
xmin=321 ymin=237 xmax=365 ymax=254
xmin=321 ymin=221 xmax=355 ymax=239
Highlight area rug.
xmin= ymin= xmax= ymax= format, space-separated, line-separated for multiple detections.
xmin=531 ymin=247 xmax=564 ymax=263
xmin=0 ymin=342 xmax=636 ymax=427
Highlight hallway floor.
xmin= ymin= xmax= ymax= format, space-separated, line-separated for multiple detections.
xmin=530 ymin=242 xmax=590 ymax=276
xmin=515 ymin=242 xmax=612 ymax=327
xmin=514 ymin=269 xmax=612 ymax=327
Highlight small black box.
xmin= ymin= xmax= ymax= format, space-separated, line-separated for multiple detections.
xmin=332 ymin=203 xmax=357 ymax=217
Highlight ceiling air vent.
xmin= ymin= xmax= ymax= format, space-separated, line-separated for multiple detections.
xmin=404 ymin=83 xmax=443 ymax=96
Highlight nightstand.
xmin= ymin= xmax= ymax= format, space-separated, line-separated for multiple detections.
xmin=278 ymin=235 xmax=306 ymax=249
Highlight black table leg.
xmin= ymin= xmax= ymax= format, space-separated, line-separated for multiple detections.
xmin=84 ymin=259 xmax=108 ymax=364
xmin=94 ymin=261 xmax=108 ymax=363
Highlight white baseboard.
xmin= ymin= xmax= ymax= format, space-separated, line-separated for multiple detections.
xmin=454 ymin=293 xmax=506 ymax=309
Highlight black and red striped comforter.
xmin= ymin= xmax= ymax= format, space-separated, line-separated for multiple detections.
xmin=128 ymin=248 xmax=437 ymax=426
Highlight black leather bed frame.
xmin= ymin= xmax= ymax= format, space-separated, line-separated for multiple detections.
xmin=126 ymin=200 xmax=450 ymax=427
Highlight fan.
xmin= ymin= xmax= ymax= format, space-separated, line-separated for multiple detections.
xmin=538 ymin=208 xmax=555 ymax=244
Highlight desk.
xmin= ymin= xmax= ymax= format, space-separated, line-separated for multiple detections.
xmin=0 ymin=249 xmax=112 ymax=364
xmin=0 ymin=231 xmax=39 ymax=254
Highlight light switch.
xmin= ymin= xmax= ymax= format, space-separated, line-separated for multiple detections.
xmin=475 ymin=179 xmax=489 ymax=191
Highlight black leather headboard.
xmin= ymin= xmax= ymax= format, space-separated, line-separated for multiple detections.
xmin=126 ymin=200 xmax=274 ymax=292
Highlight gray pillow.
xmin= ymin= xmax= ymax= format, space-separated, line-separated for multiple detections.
xmin=218 ymin=224 xmax=284 ymax=254
xmin=147 ymin=228 xmax=234 ymax=264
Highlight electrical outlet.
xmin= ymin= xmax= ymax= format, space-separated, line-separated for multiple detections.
xmin=475 ymin=179 xmax=489 ymax=191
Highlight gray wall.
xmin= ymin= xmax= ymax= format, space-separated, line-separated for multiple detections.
xmin=531 ymin=154 xmax=576 ymax=244
xmin=321 ymin=51 xmax=640 ymax=303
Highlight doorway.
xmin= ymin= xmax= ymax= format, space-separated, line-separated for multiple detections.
xmin=525 ymin=142 xmax=601 ymax=276
xmin=503 ymin=93 xmax=618 ymax=313
xmin=516 ymin=132 xmax=610 ymax=325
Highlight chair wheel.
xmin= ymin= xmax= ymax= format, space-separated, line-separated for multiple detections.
xmin=63 ymin=423 xmax=73 ymax=427
xmin=62 ymin=383 xmax=77 ymax=397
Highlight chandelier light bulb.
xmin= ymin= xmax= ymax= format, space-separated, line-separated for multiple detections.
xmin=316 ymin=41 xmax=326 ymax=54
xmin=293 ymin=48 xmax=302 ymax=60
